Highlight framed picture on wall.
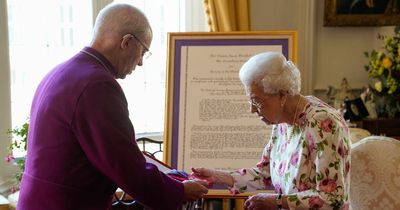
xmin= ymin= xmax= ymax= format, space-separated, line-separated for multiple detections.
xmin=324 ymin=0 xmax=400 ymax=26
xmin=163 ymin=31 xmax=297 ymax=173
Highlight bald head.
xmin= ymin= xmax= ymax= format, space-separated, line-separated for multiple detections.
xmin=92 ymin=3 xmax=151 ymax=43
xmin=89 ymin=3 xmax=153 ymax=79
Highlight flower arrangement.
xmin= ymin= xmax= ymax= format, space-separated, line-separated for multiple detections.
xmin=5 ymin=122 xmax=28 ymax=191
xmin=364 ymin=24 xmax=400 ymax=118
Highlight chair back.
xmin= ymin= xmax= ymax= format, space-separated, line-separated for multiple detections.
xmin=349 ymin=127 xmax=371 ymax=144
xmin=350 ymin=136 xmax=400 ymax=210
xmin=136 ymin=137 xmax=164 ymax=160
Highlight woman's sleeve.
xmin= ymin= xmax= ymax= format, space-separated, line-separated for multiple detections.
xmin=228 ymin=127 xmax=277 ymax=194
xmin=286 ymin=111 xmax=351 ymax=210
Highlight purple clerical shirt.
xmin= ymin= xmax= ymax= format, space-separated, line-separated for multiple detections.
xmin=18 ymin=47 xmax=183 ymax=210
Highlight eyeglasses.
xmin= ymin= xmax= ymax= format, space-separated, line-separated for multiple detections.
xmin=129 ymin=33 xmax=152 ymax=59
xmin=248 ymin=97 xmax=267 ymax=110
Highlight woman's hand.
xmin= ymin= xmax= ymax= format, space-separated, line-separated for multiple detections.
xmin=190 ymin=167 xmax=234 ymax=187
xmin=244 ymin=193 xmax=278 ymax=210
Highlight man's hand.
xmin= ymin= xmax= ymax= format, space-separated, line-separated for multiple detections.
xmin=182 ymin=180 xmax=208 ymax=202
xmin=191 ymin=167 xmax=234 ymax=187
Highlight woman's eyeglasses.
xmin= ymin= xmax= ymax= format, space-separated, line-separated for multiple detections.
xmin=248 ymin=98 xmax=267 ymax=110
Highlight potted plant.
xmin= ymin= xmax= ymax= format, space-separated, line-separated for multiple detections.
xmin=5 ymin=122 xmax=28 ymax=192
xmin=364 ymin=24 xmax=400 ymax=118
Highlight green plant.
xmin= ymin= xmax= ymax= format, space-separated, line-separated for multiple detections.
xmin=364 ymin=24 xmax=400 ymax=118
xmin=5 ymin=122 xmax=29 ymax=188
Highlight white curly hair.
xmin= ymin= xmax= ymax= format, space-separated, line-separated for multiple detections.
xmin=239 ymin=51 xmax=301 ymax=95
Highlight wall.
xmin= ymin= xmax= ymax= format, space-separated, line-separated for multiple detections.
xmin=315 ymin=1 xmax=375 ymax=90
xmin=251 ymin=0 xmax=313 ymax=94
xmin=251 ymin=0 xmax=395 ymax=95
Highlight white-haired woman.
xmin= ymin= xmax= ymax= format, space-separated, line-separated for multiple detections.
xmin=191 ymin=52 xmax=351 ymax=210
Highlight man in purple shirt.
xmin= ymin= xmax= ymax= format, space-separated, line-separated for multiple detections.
xmin=17 ymin=3 xmax=207 ymax=210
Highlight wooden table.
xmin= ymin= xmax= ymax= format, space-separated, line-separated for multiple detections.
xmin=0 ymin=195 xmax=10 ymax=210
xmin=202 ymin=189 xmax=259 ymax=210
xmin=114 ymin=189 xmax=271 ymax=210
xmin=356 ymin=118 xmax=400 ymax=140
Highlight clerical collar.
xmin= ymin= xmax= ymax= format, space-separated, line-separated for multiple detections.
xmin=80 ymin=47 xmax=116 ymax=77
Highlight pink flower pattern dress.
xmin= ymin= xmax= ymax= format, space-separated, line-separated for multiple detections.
xmin=229 ymin=96 xmax=351 ymax=210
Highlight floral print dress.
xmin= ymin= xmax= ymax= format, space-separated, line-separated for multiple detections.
xmin=229 ymin=96 xmax=351 ymax=210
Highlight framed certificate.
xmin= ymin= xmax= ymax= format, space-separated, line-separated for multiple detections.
xmin=164 ymin=31 xmax=297 ymax=172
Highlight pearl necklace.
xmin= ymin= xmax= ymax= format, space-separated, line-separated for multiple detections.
xmin=286 ymin=96 xmax=302 ymax=144
xmin=292 ymin=96 xmax=302 ymax=126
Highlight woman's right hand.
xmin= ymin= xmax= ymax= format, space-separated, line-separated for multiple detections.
xmin=190 ymin=167 xmax=234 ymax=187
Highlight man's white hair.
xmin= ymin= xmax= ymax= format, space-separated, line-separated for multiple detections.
xmin=93 ymin=3 xmax=151 ymax=40
xmin=239 ymin=51 xmax=301 ymax=95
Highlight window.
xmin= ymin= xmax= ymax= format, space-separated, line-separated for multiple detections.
xmin=7 ymin=0 xmax=93 ymax=156
xmin=8 ymin=0 xmax=92 ymax=129
xmin=113 ymin=0 xmax=208 ymax=136
xmin=6 ymin=0 xmax=206 ymax=147
xmin=114 ymin=0 xmax=183 ymax=135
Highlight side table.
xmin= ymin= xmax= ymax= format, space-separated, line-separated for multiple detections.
xmin=356 ymin=118 xmax=400 ymax=140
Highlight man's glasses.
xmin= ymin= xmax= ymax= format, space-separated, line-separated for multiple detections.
xmin=248 ymin=98 xmax=267 ymax=110
xmin=129 ymin=33 xmax=152 ymax=59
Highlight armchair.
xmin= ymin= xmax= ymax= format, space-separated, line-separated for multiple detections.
xmin=350 ymin=136 xmax=400 ymax=209
xmin=349 ymin=127 xmax=371 ymax=144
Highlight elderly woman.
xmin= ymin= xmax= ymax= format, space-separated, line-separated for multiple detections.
xmin=191 ymin=52 xmax=351 ymax=210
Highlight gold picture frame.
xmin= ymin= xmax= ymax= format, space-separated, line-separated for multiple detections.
xmin=163 ymin=31 xmax=297 ymax=172
xmin=324 ymin=0 xmax=400 ymax=26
